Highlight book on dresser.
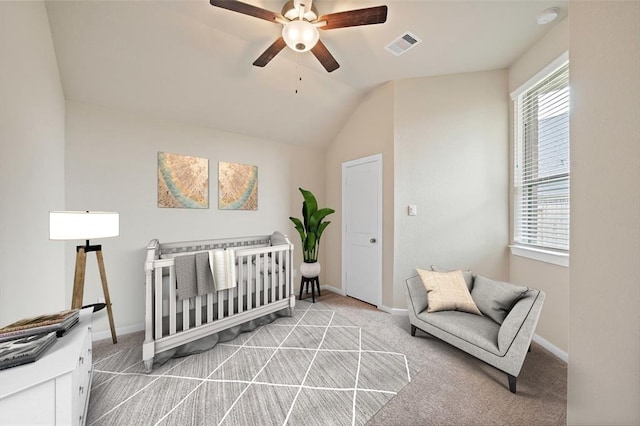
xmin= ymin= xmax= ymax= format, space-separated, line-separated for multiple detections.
xmin=0 ymin=331 xmax=58 ymax=370
xmin=0 ymin=309 xmax=79 ymax=343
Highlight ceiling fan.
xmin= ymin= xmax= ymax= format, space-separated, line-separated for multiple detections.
xmin=209 ymin=0 xmax=388 ymax=72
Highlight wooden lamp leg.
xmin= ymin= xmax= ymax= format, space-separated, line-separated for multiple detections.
xmin=72 ymin=248 xmax=87 ymax=309
xmin=96 ymin=249 xmax=117 ymax=344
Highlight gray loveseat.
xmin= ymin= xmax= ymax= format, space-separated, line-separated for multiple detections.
xmin=405 ymin=273 xmax=545 ymax=393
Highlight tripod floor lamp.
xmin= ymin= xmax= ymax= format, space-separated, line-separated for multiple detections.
xmin=50 ymin=211 xmax=119 ymax=343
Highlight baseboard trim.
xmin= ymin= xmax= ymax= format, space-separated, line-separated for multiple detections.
xmin=320 ymin=285 xmax=346 ymax=296
xmin=92 ymin=321 xmax=144 ymax=342
xmin=379 ymin=305 xmax=408 ymax=315
xmin=533 ymin=334 xmax=568 ymax=363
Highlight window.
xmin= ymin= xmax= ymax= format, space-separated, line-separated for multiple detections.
xmin=512 ymin=55 xmax=570 ymax=259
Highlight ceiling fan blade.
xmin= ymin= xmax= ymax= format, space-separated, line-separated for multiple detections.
xmin=209 ymin=0 xmax=283 ymax=23
xmin=253 ymin=37 xmax=287 ymax=67
xmin=317 ymin=5 xmax=387 ymax=30
xmin=311 ymin=40 xmax=339 ymax=72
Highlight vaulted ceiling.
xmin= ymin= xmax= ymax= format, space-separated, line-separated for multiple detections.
xmin=45 ymin=0 xmax=567 ymax=148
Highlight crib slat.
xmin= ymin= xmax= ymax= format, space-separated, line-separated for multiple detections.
xmin=254 ymin=255 xmax=261 ymax=308
xmin=183 ymin=299 xmax=190 ymax=331
xmin=195 ymin=295 xmax=202 ymax=327
xmin=207 ymin=293 xmax=213 ymax=323
xmin=169 ymin=266 xmax=176 ymax=335
xmin=237 ymin=256 xmax=244 ymax=314
xmin=285 ymin=249 xmax=291 ymax=299
xmin=277 ymin=250 xmax=283 ymax=301
xmin=154 ymin=267 xmax=163 ymax=339
xmin=218 ymin=288 xmax=224 ymax=320
xmin=262 ymin=255 xmax=268 ymax=305
xmin=247 ymin=255 xmax=253 ymax=310
xmin=271 ymin=254 xmax=276 ymax=302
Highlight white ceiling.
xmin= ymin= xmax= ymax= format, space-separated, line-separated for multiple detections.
xmin=45 ymin=0 xmax=567 ymax=148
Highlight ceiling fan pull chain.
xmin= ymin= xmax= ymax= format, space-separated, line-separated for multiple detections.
xmin=294 ymin=57 xmax=302 ymax=94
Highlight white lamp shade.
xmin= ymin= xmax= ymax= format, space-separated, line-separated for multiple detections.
xmin=282 ymin=20 xmax=319 ymax=52
xmin=49 ymin=211 xmax=119 ymax=241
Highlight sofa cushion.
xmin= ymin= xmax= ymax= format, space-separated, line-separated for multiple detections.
xmin=416 ymin=310 xmax=501 ymax=355
xmin=471 ymin=275 xmax=529 ymax=325
xmin=417 ymin=269 xmax=482 ymax=315
xmin=430 ymin=265 xmax=474 ymax=291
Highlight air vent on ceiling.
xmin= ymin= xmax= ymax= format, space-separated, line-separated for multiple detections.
xmin=385 ymin=31 xmax=422 ymax=56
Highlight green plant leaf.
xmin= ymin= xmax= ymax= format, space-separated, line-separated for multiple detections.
xmin=316 ymin=221 xmax=331 ymax=243
xmin=289 ymin=217 xmax=306 ymax=245
xmin=299 ymin=188 xmax=317 ymax=230
xmin=309 ymin=208 xmax=335 ymax=233
xmin=305 ymin=233 xmax=317 ymax=260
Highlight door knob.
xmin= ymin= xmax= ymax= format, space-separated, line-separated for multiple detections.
xmin=370 ymin=238 xmax=377 ymax=243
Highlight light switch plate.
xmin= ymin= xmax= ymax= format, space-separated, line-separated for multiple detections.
xmin=408 ymin=205 xmax=417 ymax=216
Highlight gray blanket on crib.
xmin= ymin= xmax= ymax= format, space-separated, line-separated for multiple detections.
xmin=175 ymin=253 xmax=215 ymax=300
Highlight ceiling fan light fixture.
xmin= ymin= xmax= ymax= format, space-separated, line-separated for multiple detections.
xmin=282 ymin=20 xmax=319 ymax=52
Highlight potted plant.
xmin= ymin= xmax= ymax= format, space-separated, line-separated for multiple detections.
xmin=289 ymin=187 xmax=335 ymax=278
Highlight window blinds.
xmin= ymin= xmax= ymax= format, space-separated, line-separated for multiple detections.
xmin=513 ymin=61 xmax=570 ymax=251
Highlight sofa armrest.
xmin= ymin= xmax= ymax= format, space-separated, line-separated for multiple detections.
xmin=405 ymin=275 xmax=429 ymax=316
xmin=498 ymin=289 xmax=546 ymax=354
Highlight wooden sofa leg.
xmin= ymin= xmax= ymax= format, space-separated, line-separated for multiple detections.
xmin=411 ymin=325 xmax=417 ymax=336
xmin=508 ymin=374 xmax=517 ymax=394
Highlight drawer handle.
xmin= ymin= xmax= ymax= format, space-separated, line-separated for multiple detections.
xmin=79 ymin=356 xmax=84 ymax=364
xmin=79 ymin=385 xmax=84 ymax=395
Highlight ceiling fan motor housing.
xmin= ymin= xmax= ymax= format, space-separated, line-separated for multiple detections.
xmin=282 ymin=0 xmax=318 ymax=21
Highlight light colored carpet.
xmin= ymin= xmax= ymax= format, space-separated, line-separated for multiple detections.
xmin=91 ymin=292 xmax=567 ymax=425
xmin=89 ymin=297 xmax=413 ymax=425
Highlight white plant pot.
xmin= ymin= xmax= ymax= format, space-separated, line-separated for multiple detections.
xmin=300 ymin=261 xmax=321 ymax=278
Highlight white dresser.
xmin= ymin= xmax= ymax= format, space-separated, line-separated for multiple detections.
xmin=0 ymin=308 xmax=93 ymax=426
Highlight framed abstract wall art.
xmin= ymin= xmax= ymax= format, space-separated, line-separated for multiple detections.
xmin=157 ymin=152 xmax=209 ymax=209
xmin=218 ymin=161 xmax=258 ymax=210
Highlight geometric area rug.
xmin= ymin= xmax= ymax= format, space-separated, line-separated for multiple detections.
xmin=87 ymin=299 xmax=412 ymax=425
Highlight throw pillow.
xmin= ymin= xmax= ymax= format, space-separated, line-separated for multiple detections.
xmin=471 ymin=275 xmax=529 ymax=325
xmin=417 ymin=269 xmax=482 ymax=315
xmin=430 ymin=265 xmax=474 ymax=291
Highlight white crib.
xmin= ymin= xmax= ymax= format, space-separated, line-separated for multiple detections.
xmin=143 ymin=234 xmax=295 ymax=371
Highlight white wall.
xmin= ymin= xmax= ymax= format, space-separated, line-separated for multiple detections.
xmin=394 ymin=70 xmax=509 ymax=307
xmin=65 ymin=102 xmax=325 ymax=336
xmin=0 ymin=1 xmax=66 ymax=325
xmin=508 ymin=18 xmax=569 ymax=354
xmin=568 ymin=1 xmax=640 ymax=424
xmin=324 ymin=82 xmax=395 ymax=305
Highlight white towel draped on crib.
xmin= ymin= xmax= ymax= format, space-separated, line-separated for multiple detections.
xmin=209 ymin=249 xmax=237 ymax=291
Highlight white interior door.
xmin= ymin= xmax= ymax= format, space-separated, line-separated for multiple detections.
xmin=342 ymin=154 xmax=382 ymax=306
